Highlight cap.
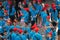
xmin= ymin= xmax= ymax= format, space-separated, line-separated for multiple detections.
xmin=31 ymin=23 xmax=37 ymax=30
xmin=45 ymin=4 xmax=49 ymax=8
xmin=37 ymin=0 xmax=42 ymax=3
xmin=18 ymin=29 xmax=23 ymax=34
xmin=49 ymin=31 xmax=52 ymax=37
xmin=47 ymin=16 xmax=50 ymax=19
xmin=4 ymin=10 xmax=8 ymax=13
xmin=51 ymin=3 xmax=56 ymax=10
xmin=13 ymin=28 xmax=18 ymax=32
xmin=33 ymin=0 xmax=36 ymax=1
xmin=8 ymin=1 xmax=12 ymax=5
xmin=43 ymin=7 xmax=47 ymax=11
xmin=34 ymin=27 xmax=39 ymax=32
xmin=24 ymin=8 xmax=29 ymax=11
xmin=0 ymin=2 xmax=2 ymax=5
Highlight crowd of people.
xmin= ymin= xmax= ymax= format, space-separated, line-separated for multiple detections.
xmin=0 ymin=0 xmax=60 ymax=40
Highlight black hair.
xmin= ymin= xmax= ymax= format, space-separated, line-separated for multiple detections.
xmin=46 ymin=10 xmax=49 ymax=16
xmin=31 ymin=21 xmax=35 ymax=26
xmin=4 ymin=30 xmax=7 ymax=33
xmin=25 ymin=22 xmax=28 ymax=25
xmin=10 ymin=29 xmax=13 ymax=32
xmin=51 ymin=21 xmax=57 ymax=27
xmin=24 ymin=30 xmax=27 ymax=34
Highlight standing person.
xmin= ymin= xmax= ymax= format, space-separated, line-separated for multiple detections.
xmin=56 ymin=0 xmax=60 ymax=12
xmin=58 ymin=12 xmax=60 ymax=40
xmin=13 ymin=19 xmax=20 ymax=29
xmin=18 ymin=29 xmax=27 ymax=40
xmin=2 ymin=0 xmax=8 ymax=9
xmin=29 ymin=6 xmax=39 ymax=22
xmin=50 ymin=3 xmax=58 ymax=22
xmin=0 ymin=17 xmax=5 ymax=34
xmin=37 ymin=0 xmax=43 ymax=11
xmin=4 ymin=10 xmax=9 ymax=21
xmin=40 ymin=7 xmax=48 ymax=26
xmin=2 ymin=31 xmax=8 ymax=40
xmin=15 ymin=0 xmax=24 ymax=19
xmin=29 ymin=23 xmax=37 ymax=40
xmin=8 ymin=2 xmax=16 ymax=22
xmin=4 ymin=19 xmax=13 ymax=32
xmin=11 ymin=28 xmax=18 ymax=40
xmin=32 ymin=27 xmax=42 ymax=40
xmin=45 ymin=16 xmax=51 ymax=26
xmin=0 ymin=2 xmax=4 ymax=17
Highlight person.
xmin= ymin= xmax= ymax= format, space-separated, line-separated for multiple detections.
xmin=45 ymin=16 xmax=51 ymax=26
xmin=24 ymin=22 xmax=31 ymax=33
xmin=18 ymin=29 xmax=27 ymax=40
xmin=58 ymin=12 xmax=60 ymax=40
xmin=2 ymin=0 xmax=8 ymax=9
xmin=29 ymin=6 xmax=39 ymax=22
xmin=4 ymin=19 xmax=13 ymax=32
xmin=0 ymin=17 xmax=5 ymax=34
xmin=29 ymin=23 xmax=37 ymax=40
xmin=0 ymin=2 xmax=4 ymax=17
xmin=32 ymin=27 xmax=42 ymax=40
xmin=4 ymin=10 xmax=9 ymax=21
xmin=13 ymin=19 xmax=20 ymax=29
xmin=56 ymin=0 xmax=60 ymax=12
xmin=40 ymin=7 xmax=48 ymax=26
xmin=2 ymin=31 xmax=8 ymax=40
xmin=20 ymin=5 xmax=29 ymax=23
xmin=51 ymin=21 xmax=57 ymax=40
xmin=50 ymin=3 xmax=58 ymax=22
xmin=8 ymin=2 xmax=16 ymax=22
xmin=10 ymin=28 xmax=18 ymax=40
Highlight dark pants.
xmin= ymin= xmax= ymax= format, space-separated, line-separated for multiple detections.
xmin=9 ymin=15 xmax=15 ymax=22
xmin=58 ymin=30 xmax=60 ymax=35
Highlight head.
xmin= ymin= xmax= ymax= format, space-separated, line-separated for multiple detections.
xmin=13 ymin=19 xmax=18 ymax=26
xmin=34 ymin=27 xmax=39 ymax=33
xmin=47 ymin=16 xmax=50 ymax=21
xmin=24 ymin=22 xmax=28 ymax=27
xmin=0 ymin=2 xmax=2 ymax=7
xmin=4 ymin=10 xmax=8 ymax=16
xmin=37 ymin=0 xmax=42 ymax=4
xmin=32 ymin=6 xmax=36 ymax=10
xmin=6 ymin=19 xmax=12 ymax=25
xmin=0 ymin=17 xmax=3 ymax=20
xmin=50 ymin=21 xmax=57 ymax=31
xmin=33 ymin=0 xmax=36 ymax=4
xmin=13 ymin=28 xmax=18 ymax=32
xmin=2 ymin=6 xmax=5 ymax=11
xmin=58 ymin=11 xmax=60 ymax=18
xmin=51 ymin=3 xmax=56 ymax=10
xmin=45 ymin=3 xmax=49 ymax=8
xmin=4 ymin=31 xmax=7 ymax=35
xmin=18 ymin=29 xmax=23 ymax=34
xmin=42 ymin=7 xmax=47 ymax=13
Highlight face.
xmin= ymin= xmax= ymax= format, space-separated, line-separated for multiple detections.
xmin=0 ymin=17 xmax=3 ymax=20
xmin=59 ymin=13 xmax=60 ymax=18
xmin=0 ymin=5 xmax=2 ymax=7
xmin=4 ymin=32 xmax=7 ymax=35
xmin=13 ymin=22 xmax=17 ymax=26
xmin=7 ymin=20 xmax=11 ymax=25
xmin=38 ymin=2 xmax=40 ymax=4
xmin=2 ymin=8 xmax=5 ymax=10
xmin=33 ymin=1 xmax=36 ymax=4
xmin=58 ymin=4 xmax=60 ymax=6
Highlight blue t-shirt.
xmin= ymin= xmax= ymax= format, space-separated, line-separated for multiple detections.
xmin=32 ymin=33 xmax=42 ymax=40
